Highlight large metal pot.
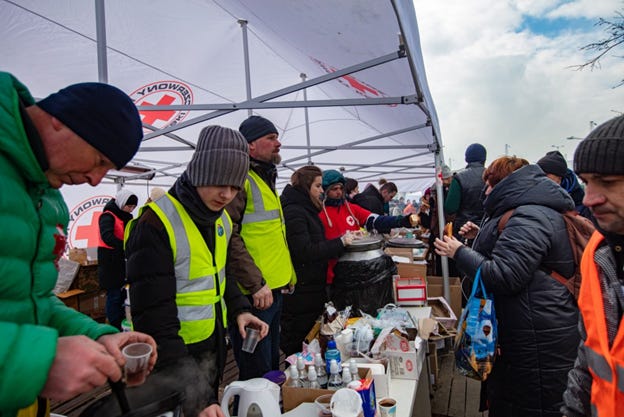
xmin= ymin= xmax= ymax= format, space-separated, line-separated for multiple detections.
xmin=338 ymin=236 xmax=384 ymax=262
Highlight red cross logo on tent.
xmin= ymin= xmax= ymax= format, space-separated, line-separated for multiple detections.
xmin=130 ymin=80 xmax=194 ymax=130
xmin=75 ymin=211 xmax=103 ymax=247
xmin=140 ymin=94 xmax=176 ymax=125
xmin=67 ymin=195 xmax=112 ymax=249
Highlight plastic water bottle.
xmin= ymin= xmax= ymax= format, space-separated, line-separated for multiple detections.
xmin=314 ymin=353 xmax=328 ymax=389
xmin=308 ymin=365 xmax=321 ymax=389
xmin=296 ymin=356 xmax=309 ymax=388
xmin=341 ymin=366 xmax=352 ymax=387
xmin=327 ymin=359 xmax=343 ymax=391
xmin=325 ymin=339 xmax=342 ymax=375
xmin=287 ymin=365 xmax=302 ymax=388
xmin=349 ymin=358 xmax=359 ymax=382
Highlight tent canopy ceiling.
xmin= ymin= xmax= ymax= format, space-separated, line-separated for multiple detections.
xmin=1 ymin=0 xmax=442 ymax=193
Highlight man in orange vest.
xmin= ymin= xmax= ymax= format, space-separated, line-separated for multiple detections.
xmin=562 ymin=114 xmax=624 ymax=417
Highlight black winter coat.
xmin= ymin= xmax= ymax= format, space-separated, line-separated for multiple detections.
xmin=125 ymin=175 xmax=251 ymax=413
xmin=352 ymin=185 xmax=384 ymax=215
xmin=97 ymin=198 xmax=133 ymax=289
xmin=280 ymin=184 xmax=345 ymax=356
xmin=453 ymin=165 xmax=580 ymax=417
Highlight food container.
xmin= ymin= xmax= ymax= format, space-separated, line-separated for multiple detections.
xmin=338 ymin=237 xmax=384 ymax=262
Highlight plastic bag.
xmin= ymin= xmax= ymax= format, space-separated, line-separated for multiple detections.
xmin=332 ymin=255 xmax=396 ymax=316
xmin=454 ymin=268 xmax=497 ymax=381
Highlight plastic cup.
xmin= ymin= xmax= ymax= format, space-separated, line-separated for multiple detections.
xmin=378 ymin=397 xmax=397 ymax=417
xmin=241 ymin=327 xmax=260 ymax=353
xmin=122 ymin=342 xmax=152 ymax=386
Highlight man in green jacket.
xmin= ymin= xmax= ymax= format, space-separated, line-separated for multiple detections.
xmin=0 ymin=72 xmax=157 ymax=417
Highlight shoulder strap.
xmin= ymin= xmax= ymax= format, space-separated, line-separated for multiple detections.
xmin=497 ymin=209 xmax=515 ymax=234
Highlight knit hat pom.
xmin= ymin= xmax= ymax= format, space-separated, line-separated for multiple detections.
xmin=574 ymin=115 xmax=624 ymax=175
xmin=186 ymin=126 xmax=249 ymax=188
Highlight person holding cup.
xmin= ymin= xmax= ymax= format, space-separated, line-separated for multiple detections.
xmin=0 ymin=72 xmax=157 ymax=417
xmin=125 ymin=125 xmax=268 ymax=417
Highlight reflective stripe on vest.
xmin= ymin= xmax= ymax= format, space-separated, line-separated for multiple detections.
xmin=149 ymin=195 xmax=230 ymax=344
xmin=578 ymin=231 xmax=624 ymax=417
xmin=239 ymin=171 xmax=295 ymax=291
xmin=97 ymin=210 xmax=124 ymax=249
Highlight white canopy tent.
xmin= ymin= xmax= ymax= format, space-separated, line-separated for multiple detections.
xmin=1 ymin=0 xmax=452 ymax=295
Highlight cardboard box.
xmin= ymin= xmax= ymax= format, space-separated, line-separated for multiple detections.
xmin=428 ymin=342 xmax=439 ymax=385
xmin=57 ymin=288 xmax=85 ymax=310
xmin=78 ymin=290 xmax=107 ymax=320
xmin=352 ymin=360 xmax=390 ymax=399
xmin=427 ymin=296 xmax=458 ymax=329
xmin=396 ymin=262 xmax=427 ymax=280
xmin=426 ymin=276 xmax=462 ymax=319
xmin=282 ymin=367 xmax=375 ymax=417
xmin=384 ymin=340 xmax=421 ymax=380
xmin=76 ymin=264 xmax=100 ymax=292
xmin=394 ymin=277 xmax=427 ymax=306
xmin=384 ymin=247 xmax=413 ymax=261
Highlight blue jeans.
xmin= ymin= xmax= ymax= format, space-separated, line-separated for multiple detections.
xmin=105 ymin=286 xmax=125 ymax=330
xmin=230 ymin=290 xmax=283 ymax=380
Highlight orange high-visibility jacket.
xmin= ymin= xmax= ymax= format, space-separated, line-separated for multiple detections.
xmin=97 ymin=211 xmax=124 ymax=249
xmin=578 ymin=231 xmax=624 ymax=417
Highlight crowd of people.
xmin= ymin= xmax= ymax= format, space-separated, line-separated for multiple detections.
xmin=1 ymin=67 xmax=623 ymax=417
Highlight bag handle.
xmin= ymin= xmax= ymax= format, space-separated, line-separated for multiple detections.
xmin=470 ymin=267 xmax=489 ymax=299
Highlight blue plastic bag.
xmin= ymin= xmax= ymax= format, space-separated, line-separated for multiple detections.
xmin=454 ymin=268 xmax=497 ymax=381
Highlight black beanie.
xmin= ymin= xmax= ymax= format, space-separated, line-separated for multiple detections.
xmin=465 ymin=143 xmax=487 ymax=163
xmin=239 ymin=115 xmax=278 ymax=143
xmin=537 ymin=150 xmax=567 ymax=177
xmin=574 ymin=115 xmax=624 ymax=175
xmin=37 ymin=82 xmax=142 ymax=169
xmin=186 ymin=126 xmax=249 ymax=188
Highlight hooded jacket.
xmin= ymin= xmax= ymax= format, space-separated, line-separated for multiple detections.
xmin=124 ymin=174 xmax=251 ymax=414
xmin=279 ymin=184 xmax=345 ymax=355
xmin=0 ymin=72 xmax=118 ymax=416
xmin=97 ymin=198 xmax=133 ymax=289
xmin=453 ymin=164 xmax=579 ymax=417
xmin=352 ymin=184 xmax=384 ymax=215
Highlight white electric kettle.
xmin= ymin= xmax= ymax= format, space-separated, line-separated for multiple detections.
xmin=221 ymin=378 xmax=281 ymax=417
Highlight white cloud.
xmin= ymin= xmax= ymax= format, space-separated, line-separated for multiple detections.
xmin=413 ymin=0 xmax=624 ymax=169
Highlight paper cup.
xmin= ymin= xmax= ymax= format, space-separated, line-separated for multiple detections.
xmin=122 ymin=342 xmax=152 ymax=386
xmin=378 ymin=397 xmax=397 ymax=417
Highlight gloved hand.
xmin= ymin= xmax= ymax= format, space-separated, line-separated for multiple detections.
xmin=340 ymin=231 xmax=354 ymax=246
xmin=400 ymin=214 xmax=420 ymax=228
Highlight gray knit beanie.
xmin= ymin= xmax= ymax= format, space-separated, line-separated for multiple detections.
xmin=186 ymin=126 xmax=249 ymax=188
xmin=574 ymin=115 xmax=624 ymax=175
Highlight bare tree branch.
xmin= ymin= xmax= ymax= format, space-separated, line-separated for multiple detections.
xmin=570 ymin=9 xmax=624 ymax=87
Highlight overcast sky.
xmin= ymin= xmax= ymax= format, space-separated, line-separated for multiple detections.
xmin=412 ymin=0 xmax=624 ymax=171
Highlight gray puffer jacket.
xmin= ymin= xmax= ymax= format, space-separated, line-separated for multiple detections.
xmin=454 ymin=164 xmax=580 ymax=417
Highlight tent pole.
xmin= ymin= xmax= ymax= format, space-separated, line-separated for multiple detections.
xmin=238 ymin=19 xmax=252 ymax=117
xmin=94 ymin=0 xmax=108 ymax=83
xmin=300 ymin=73 xmax=312 ymax=164
xmin=434 ymin=152 xmax=450 ymax=302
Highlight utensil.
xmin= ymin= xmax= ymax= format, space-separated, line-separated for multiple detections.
xmin=108 ymin=379 xmax=130 ymax=414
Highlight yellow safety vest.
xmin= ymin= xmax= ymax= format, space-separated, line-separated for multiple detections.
xmin=130 ymin=194 xmax=230 ymax=345
xmin=240 ymin=170 xmax=296 ymax=292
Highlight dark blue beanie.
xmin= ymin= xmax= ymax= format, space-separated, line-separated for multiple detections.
xmin=322 ymin=169 xmax=346 ymax=189
xmin=37 ymin=82 xmax=142 ymax=169
xmin=465 ymin=143 xmax=487 ymax=163
xmin=239 ymin=115 xmax=278 ymax=143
